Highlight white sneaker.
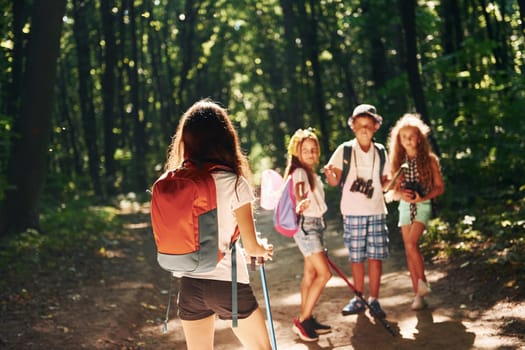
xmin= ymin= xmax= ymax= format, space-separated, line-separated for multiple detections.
xmin=411 ymin=295 xmax=427 ymax=310
xmin=417 ymin=279 xmax=431 ymax=297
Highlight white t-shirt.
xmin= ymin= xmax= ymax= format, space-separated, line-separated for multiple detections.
xmin=292 ymin=168 xmax=328 ymax=218
xmin=327 ymin=139 xmax=390 ymax=216
xmin=181 ymin=171 xmax=254 ymax=284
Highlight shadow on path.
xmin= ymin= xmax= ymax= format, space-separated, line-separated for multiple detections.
xmin=349 ymin=310 xmax=475 ymax=350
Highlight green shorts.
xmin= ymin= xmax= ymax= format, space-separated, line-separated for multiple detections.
xmin=398 ymin=200 xmax=432 ymax=226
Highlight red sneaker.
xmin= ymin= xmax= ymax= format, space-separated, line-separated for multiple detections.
xmin=292 ymin=318 xmax=319 ymax=342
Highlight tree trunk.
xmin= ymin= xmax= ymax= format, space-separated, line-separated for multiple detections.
xmin=100 ymin=0 xmax=118 ymax=196
xmin=72 ymin=0 xmax=102 ymax=196
xmin=177 ymin=0 xmax=201 ymax=109
xmin=279 ymin=0 xmax=303 ymax=131
xmin=145 ymin=1 xmax=174 ymax=144
xmin=58 ymin=62 xmax=83 ymax=175
xmin=161 ymin=1 xmax=178 ymax=123
xmin=440 ymin=0 xmax=462 ymax=120
xmin=128 ymin=0 xmax=147 ymax=191
xmin=299 ymin=0 xmax=330 ymax=157
xmin=477 ymin=0 xmax=508 ymax=71
xmin=5 ymin=1 xmax=29 ymax=119
xmin=361 ymin=0 xmax=388 ymax=90
xmin=0 ymin=0 xmax=67 ymax=236
xmin=398 ymin=0 xmax=439 ymax=154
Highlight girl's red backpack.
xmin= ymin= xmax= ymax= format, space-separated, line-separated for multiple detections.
xmin=150 ymin=161 xmax=239 ymax=273
xmin=149 ymin=160 xmax=241 ymax=329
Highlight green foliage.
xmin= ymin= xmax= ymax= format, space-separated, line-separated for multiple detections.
xmin=422 ymin=190 xmax=525 ymax=268
xmin=1 ymin=0 xmax=524 ymax=267
xmin=0 ymin=199 xmax=123 ymax=275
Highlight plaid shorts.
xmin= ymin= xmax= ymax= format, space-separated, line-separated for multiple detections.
xmin=343 ymin=214 xmax=389 ymax=263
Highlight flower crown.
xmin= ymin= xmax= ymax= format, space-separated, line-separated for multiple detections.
xmin=287 ymin=128 xmax=318 ymax=157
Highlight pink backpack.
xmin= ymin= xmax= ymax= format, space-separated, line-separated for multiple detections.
xmin=273 ymin=175 xmax=300 ymax=237
xmin=260 ymin=169 xmax=300 ymax=237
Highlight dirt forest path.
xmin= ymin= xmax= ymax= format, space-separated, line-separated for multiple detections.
xmin=1 ymin=205 xmax=524 ymax=349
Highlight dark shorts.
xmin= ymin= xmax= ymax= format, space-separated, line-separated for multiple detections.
xmin=177 ymin=277 xmax=259 ymax=321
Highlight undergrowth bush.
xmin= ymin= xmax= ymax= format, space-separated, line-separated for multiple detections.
xmin=422 ymin=190 xmax=525 ymax=268
xmin=0 ymin=198 xmax=123 ymax=276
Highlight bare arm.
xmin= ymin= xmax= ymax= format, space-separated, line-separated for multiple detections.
xmin=323 ymin=164 xmax=342 ymax=187
xmin=295 ymin=181 xmax=307 ymax=200
xmin=381 ymin=174 xmax=390 ymax=189
xmin=406 ymin=154 xmax=445 ymax=203
xmin=294 ymin=181 xmax=310 ymax=214
xmin=234 ymin=202 xmax=273 ymax=260
xmin=422 ymin=154 xmax=445 ymax=201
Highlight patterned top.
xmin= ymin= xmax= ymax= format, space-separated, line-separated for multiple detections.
xmin=402 ymin=156 xmax=426 ymax=222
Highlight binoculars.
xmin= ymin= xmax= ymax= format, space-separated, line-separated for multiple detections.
xmin=350 ymin=177 xmax=374 ymax=198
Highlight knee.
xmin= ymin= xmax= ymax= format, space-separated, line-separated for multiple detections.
xmin=321 ymin=270 xmax=332 ymax=285
xmin=303 ymin=269 xmax=315 ymax=284
xmin=316 ymin=268 xmax=332 ymax=285
xmin=404 ymin=241 xmax=419 ymax=253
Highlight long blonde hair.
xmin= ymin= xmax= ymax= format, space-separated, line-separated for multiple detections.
xmin=164 ymin=99 xmax=252 ymax=182
xmin=387 ymin=113 xmax=435 ymax=191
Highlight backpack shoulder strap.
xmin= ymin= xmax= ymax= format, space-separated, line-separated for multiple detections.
xmin=340 ymin=141 xmax=386 ymax=187
xmin=208 ymin=163 xmax=234 ymax=173
xmin=373 ymin=143 xmax=386 ymax=177
xmin=340 ymin=140 xmax=354 ymax=189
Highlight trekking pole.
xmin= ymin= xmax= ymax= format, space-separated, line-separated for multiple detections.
xmin=252 ymin=257 xmax=278 ymax=350
xmin=161 ymin=273 xmax=174 ymax=334
xmin=324 ymin=250 xmax=398 ymax=337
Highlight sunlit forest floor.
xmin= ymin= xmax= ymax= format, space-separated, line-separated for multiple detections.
xmin=1 ymin=204 xmax=524 ymax=349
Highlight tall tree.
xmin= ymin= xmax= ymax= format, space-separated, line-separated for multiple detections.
xmin=100 ymin=0 xmax=118 ymax=195
xmin=72 ymin=0 xmax=103 ymax=196
xmin=0 ymin=0 xmax=67 ymax=235
xmin=5 ymin=1 xmax=29 ymax=121
xmin=176 ymin=0 xmax=202 ymax=110
xmin=280 ymin=0 xmax=304 ymax=130
xmin=298 ymin=0 xmax=330 ymax=155
xmin=440 ymin=0 xmax=464 ymax=120
xmin=128 ymin=0 xmax=147 ymax=190
xmin=398 ymin=0 xmax=438 ymax=153
xmin=57 ymin=62 xmax=83 ymax=176
xmin=144 ymin=1 xmax=175 ymax=143
xmin=478 ymin=0 xmax=510 ymax=72
xmin=361 ymin=0 xmax=389 ymax=91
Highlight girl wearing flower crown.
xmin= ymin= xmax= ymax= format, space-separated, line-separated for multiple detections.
xmin=284 ymin=128 xmax=332 ymax=342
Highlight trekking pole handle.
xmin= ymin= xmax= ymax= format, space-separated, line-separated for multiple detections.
xmin=250 ymin=256 xmax=265 ymax=271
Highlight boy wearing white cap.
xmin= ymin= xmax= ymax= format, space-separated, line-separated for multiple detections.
xmin=323 ymin=104 xmax=390 ymax=318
